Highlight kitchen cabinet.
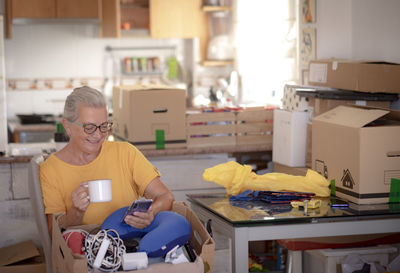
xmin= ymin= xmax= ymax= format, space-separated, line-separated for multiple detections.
xmin=5 ymin=0 xmax=101 ymax=38
xmin=202 ymin=4 xmax=234 ymax=66
xmin=101 ymin=0 xmax=208 ymax=60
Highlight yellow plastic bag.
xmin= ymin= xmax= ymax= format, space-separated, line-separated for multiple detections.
xmin=202 ymin=161 xmax=330 ymax=197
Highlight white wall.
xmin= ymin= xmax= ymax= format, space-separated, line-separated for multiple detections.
xmin=316 ymin=0 xmax=352 ymax=59
xmin=316 ymin=0 xmax=400 ymax=63
xmin=4 ymin=22 xmax=186 ymax=118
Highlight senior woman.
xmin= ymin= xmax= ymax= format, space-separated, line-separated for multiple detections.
xmin=40 ymin=86 xmax=174 ymax=233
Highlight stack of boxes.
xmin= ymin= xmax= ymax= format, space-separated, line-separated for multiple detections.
xmin=307 ymin=59 xmax=400 ymax=205
xmin=112 ymin=87 xmax=276 ymax=151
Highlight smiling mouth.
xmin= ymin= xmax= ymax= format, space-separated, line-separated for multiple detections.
xmin=86 ymin=138 xmax=102 ymax=144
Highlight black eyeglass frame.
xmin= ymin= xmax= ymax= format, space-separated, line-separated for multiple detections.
xmin=71 ymin=120 xmax=113 ymax=134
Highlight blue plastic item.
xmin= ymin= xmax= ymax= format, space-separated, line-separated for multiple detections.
xmin=101 ymin=207 xmax=192 ymax=257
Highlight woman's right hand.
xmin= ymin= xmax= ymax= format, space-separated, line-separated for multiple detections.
xmin=71 ymin=182 xmax=90 ymax=212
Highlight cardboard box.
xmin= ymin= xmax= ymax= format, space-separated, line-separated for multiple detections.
xmin=112 ymin=85 xmax=186 ymax=150
xmin=0 ymin=240 xmax=46 ymax=273
xmin=52 ymin=202 xmax=215 ymax=273
xmin=308 ymin=97 xmax=391 ymax=118
xmin=308 ymin=59 xmax=400 ymax=93
xmin=272 ymin=109 xmax=309 ymax=167
xmin=303 ymin=245 xmax=397 ymax=273
xmin=312 ymin=105 xmax=400 ymax=204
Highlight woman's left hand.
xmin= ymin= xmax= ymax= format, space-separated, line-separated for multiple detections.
xmin=124 ymin=208 xmax=154 ymax=229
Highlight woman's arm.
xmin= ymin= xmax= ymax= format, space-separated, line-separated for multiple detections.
xmin=143 ymin=177 xmax=174 ymax=214
xmin=124 ymin=177 xmax=174 ymax=229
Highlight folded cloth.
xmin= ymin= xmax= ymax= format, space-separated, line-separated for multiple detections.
xmin=229 ymin=190 xmax=315 ymax=204
xmin=202 ymin=161 xmax=330 ymax=196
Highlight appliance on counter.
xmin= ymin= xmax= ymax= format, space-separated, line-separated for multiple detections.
xmin=8 ymin=114 xmax=58 ymax=143
xmin=0 ymin=16 xmax=7 ymax=155
xmin=17 ymin=114 xmax=56 ymax=124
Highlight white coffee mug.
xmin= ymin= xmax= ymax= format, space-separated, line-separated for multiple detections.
xmin=88 ymin=179 xmax=112 ymax=203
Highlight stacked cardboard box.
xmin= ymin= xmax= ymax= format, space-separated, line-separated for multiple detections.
xmin=112 ymin=85 xmax=187 ymax=150
xmin=304 ymin=59 xmax=400 ymax=204
xmin=308 ymin=59 xmax=400 ymax=93
xmin=312 ymin=105 xmax=400 ymax=204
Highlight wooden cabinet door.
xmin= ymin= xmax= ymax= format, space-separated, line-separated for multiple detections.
xmin=57 ymin=0 xmax=100 ymax=18
xmin=11 ymin=0 xmax=56 ymax=18
xmin=150 ymin=0 xmax=206 ymax=38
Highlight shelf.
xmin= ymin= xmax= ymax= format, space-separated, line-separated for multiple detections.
xmin=202 ymin=6 xmax=232 ymax=12
xmin=202 ymin=60 xmax=234 ymax=67
xmin=121 ymin=71 xmax=163 ymax=76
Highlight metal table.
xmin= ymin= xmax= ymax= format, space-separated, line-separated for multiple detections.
xmin=187 ymin=193 xmax=400 ymax=273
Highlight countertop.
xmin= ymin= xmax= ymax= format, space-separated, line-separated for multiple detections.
xmin=140 ymin=143 xmax=272 ymax=157
xmin=8 ymin=121 xmax=57 ymax=132
xmin=1 ymin=143 xmax=272 ymax=164
xmin=0 ymin=155 xmax=33 ymax=163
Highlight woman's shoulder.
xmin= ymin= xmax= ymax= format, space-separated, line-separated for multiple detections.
xmin=103 ymin=141 xmax=138 ymax=153
xmin=40 ymin=153 xmax=60 ymax=171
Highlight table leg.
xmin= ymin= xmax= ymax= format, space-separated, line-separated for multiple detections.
xmin=232 ymin=227 xmax=249 ymax=273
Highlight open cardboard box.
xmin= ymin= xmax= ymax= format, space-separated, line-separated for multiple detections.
xmin=52 ymin=202 xmax=215 ymax=273
xmin=312 ymin=105 xmax=400 ymax=204
xmin=0 ymin=240 xmax=46 ymax=273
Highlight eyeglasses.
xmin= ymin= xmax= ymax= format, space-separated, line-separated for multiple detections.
xmin=71 ymin=121 xmax=113 ymax=134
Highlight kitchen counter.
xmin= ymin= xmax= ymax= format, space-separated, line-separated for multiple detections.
xmin=140 ymin=143 xmax=272 ymax=158
xmin=0 ymin=138 xmax=273 ymax=163
xmin=8 ymin=121 xmax=56 ymax=143
xmin=0 ymin=155 xmax=32 ymax=163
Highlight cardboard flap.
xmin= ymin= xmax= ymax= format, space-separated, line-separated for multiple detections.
xmin=314 ymin=105 xmax=389 ymax=128
xmin=0 ymin=240 xmax=40 ymax=266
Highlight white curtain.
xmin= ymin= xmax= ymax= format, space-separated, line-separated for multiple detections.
xmin=235 ymin=0 xmax=298 ymax=106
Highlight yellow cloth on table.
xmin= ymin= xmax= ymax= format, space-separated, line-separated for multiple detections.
xmin=202 ymin=161 xmax=330 ymax=197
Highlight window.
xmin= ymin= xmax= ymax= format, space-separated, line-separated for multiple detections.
xmin=235 ymin=0 xmax=297 ymax=106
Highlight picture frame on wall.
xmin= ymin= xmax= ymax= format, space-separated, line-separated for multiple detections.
xmin=300 ymin=28 xmax=316 ymax=70
xmin=302 ymin=0 xmax=316 ymax=24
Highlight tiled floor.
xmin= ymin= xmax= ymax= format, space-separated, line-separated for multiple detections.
xmin=213 ymin=248 xmax=232 ymax=273
xmin=211 ymin=230 xmax=232 ymax=273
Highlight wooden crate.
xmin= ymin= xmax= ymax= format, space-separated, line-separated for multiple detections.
xmin=236 ymin=108 xmax=274 ymax=146
xmin=186 ymin=111 xmax=236 ymax=148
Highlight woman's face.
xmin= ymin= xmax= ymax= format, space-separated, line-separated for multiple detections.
xmin=67 ymin=104 xmax=109 ymax=155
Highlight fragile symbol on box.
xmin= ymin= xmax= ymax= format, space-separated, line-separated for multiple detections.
xmin=341 ymin=169 xmax=355 ymax=190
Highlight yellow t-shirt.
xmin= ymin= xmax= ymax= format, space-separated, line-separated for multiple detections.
xmin=39 ymin=141 xmax=160 ymax=225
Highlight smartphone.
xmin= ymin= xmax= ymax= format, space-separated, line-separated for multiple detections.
xmin=330 ymin=198 xmax=349 ymax=208
xmin=122 ymin=199 xmax=153 ymax=222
